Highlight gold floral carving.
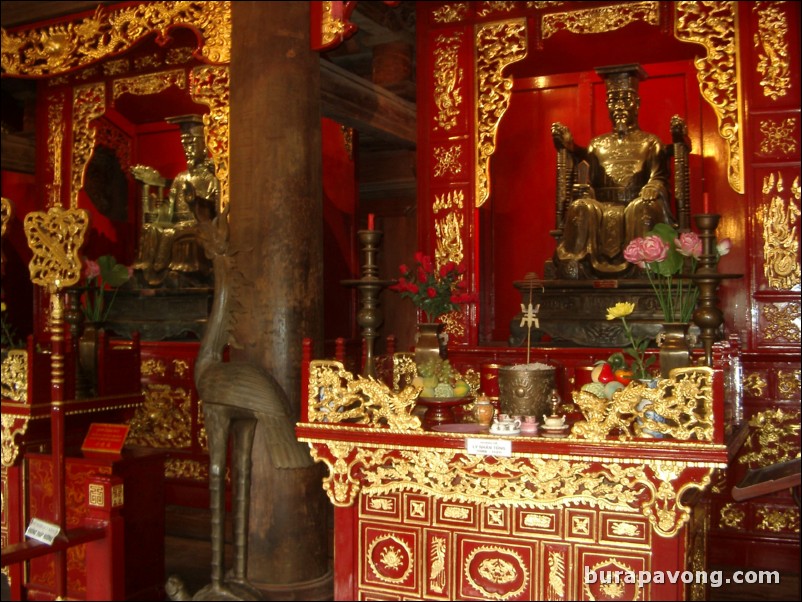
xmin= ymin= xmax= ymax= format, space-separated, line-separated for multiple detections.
xmin=759 ymin=118 xmax=798 ymax=155
xmin=571 ymin=367 xmax=715 ymax=441
xmin=740 ymin=408 xmax=801 ymax=467
xmin=141 ymin=358 xmax=167 ymax=377
xmin=432 ymin=189 xmax=464 ymax=213
xmin=433 ymin=145 xmax=464 ymax=177
xmin=134 ymin=54 xmax=161 ymax=71
xmin=434 ymin=199 xmax=465 ymax=277
xmin=0 ymin=1 xmax=231 ymax=76
xmin=190 ymin=65 xmax=231 ymax=211
xmin=391 ymin=352 xmax=416 ymax=392
xmin=46 ymin=96 xmax=65 ymax=208
xmin=744 ymin=372 xmax=768 ymax=397
xmin=572 ymin=515 xmax=590 ymax=535
xmin=466 ymin=545 xmax=528 ymax=598
xmin=443 ymin=504 xmax=470 ymax=520
xmin=165 ymin=457 xmax=208 ymax=481
xmin=611 ymin=521 xmax=641 ymax=537
xmin=0 ymin=197 xmax=10 ymax=239
xmin=433 ymin=32 xmax=465 ymax=131
xmin=761 ymin=302 xmax=801 ymax=343
xmin=675 ymin=2 xmax=743 ymax=194
xmin=761 ymin=173 xmax=801 ymax=290
xmin=475 ymin=18 xmax=527 ymax=208
xmin=321 ymin=1 xmax=349 ymax=47
xmin=173 ymin=359 xmax=189 ymax=379
xmin=432 ymin=3 xmax=469 ymax=24
xmin=71 ymin=83 xmax=106 ymax=210
xmin=23 ymin=207 xmax=89 ymax=289
xmin=305 ymin=439 xmax=713 ymax=537
xmin=585 ymin=557 xmax=635 ymax=599
xmin=542 ymin=1 xmax=659 ymax=39
xmin=1 ymin=414 xmax=30 ymax=468
xmin=487 ymin=507 xmax=504 ymax=526
xmin=753 ymin=1 xmax=791 ymax=100
xmin=112 ymin=69 xmax=187 ymax=100
xmin=719 ymin=502 xmax=745 ymax=528
xmin=0 ymin=349 xmax=27 ymax=403
xmin=126 ymin=384 xmax=193 ymax=449
xmin=102 ymin=58 xmax=129 ymax=77
xmin=429 ymin=536 xmax=447 ymax=593
xmin=756 ymin=506 xmax=800 ymax=533
xmin=476 ymin=2 xmax=518 ymax=18
xmin=307 ymin=360 xmax=421 ymax=430
xmin=166 ymin=46 xmax=195 ymax=65
xmin=547 ymin=549 xmax=566 ymax=600
xmin=777 ymin=369 xmax=801 ymax=399
xmin=366 ymin=533 xmax=413 ymax=584
xmin=524 ymin=513 xmax=551 ymax=528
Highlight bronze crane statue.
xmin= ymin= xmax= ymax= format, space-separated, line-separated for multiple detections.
xmin=188 ymin=203 xmax=314 ymax=601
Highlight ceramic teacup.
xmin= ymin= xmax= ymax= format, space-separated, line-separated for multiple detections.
xmin=542 ymin=414 xmax=566 ymax=428
xmin=493 ymin=417 xmax=521 ymax=431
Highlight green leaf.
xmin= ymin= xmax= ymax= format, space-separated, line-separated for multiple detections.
xmin=97 ymin=255 xmax=131 ymax=287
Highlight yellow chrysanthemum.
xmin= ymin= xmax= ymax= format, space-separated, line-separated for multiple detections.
xmin=606 ymin=302 xmax=635 ymax=321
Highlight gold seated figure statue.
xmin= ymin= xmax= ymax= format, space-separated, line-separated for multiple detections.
xmin=132 ymin=115 xmax=218 ymax=287
xmin=511 ymin=64 xmax=692 ymax=347
xmin=546 ymin=63 xmax=691 ymax=280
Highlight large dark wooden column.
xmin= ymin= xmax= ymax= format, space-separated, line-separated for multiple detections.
xmin=230 ymin=2 xmax=330 ymax=598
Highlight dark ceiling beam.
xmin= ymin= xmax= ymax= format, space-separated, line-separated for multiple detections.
xmin=320 ymin=59 xmax=416 ymax=148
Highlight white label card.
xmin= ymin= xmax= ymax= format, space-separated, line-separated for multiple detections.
xmin=466 ymin=437 xmax=512 ymax=457
xmin=25 ymin=517 xmax=61 ymax=545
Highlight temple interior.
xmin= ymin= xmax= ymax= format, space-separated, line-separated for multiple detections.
xmin=1 ymin=2 xmax=800 ymax=601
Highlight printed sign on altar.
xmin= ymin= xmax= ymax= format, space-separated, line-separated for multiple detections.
xmin=81 ymin=423 xmax=130 ymax=454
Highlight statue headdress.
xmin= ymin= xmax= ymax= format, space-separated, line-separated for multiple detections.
xmin=596 ymin=63 xmax=647 ymax=93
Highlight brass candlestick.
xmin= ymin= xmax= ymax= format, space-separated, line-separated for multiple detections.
xmin=691 ymin=214 xmax=725 ymax=367
xmin=342 ymin=229 xmax=395 ymax=378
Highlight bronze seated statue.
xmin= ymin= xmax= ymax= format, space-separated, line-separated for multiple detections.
xmin=132 ymin=115 xmax=218 ymax=289
xmin=511 ymin=64 xmax=692 ymax=347
xmin=547 ymin=63 xmax=691 ymax=280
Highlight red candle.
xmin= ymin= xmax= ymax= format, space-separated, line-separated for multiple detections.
xmin=703 ymin=192 xmax=710 ymax=213
xmin=367 ymin=213 xmax=375 ymax=230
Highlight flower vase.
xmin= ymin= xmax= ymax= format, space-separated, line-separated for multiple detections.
xmin=414 ymin=322 xmax=446 ymax=369
xmin=78 ymin=322 xmax=102 ymax=398
xmin=656 ymin=322 xmax=692 ymax=378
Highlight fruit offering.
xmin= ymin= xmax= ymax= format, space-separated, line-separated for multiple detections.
xmin=413 ymin=357 xmax=470 ymax=398
xmin=580 ymin=359 xmax=632 ymax=400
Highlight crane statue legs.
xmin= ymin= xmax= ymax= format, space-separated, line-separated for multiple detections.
xmin=186 ymin=204 xmax=313 ymax=601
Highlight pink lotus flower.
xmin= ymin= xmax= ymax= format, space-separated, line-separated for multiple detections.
xmin=623 ymin=236 xmax=669 ymax=268
xmin=84 ymin=259 xmax=101 ymax=280
xmin=624 ymin=224 xmax=702 ymax=323
xmin=78 ymin=254 xmax=132 ymax=323
xmin=717 ymin=238 xmax=732 ymax=257
xmin=675 ymin=231 xmax=702 ymax=258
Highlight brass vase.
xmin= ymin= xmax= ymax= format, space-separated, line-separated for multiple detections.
xmin=657 ymin=322 xmax=692 ymax=378
xmin=414 ymin=322 xmax=446 ymax=368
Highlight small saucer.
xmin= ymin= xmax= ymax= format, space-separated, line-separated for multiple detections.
xmin=540 ymin=430 xmax=570 ymax=438
xmin=541 ymin=424 xmax=570 ymax=433
xmin=489 ymin=425 xmax=521 ymax=436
